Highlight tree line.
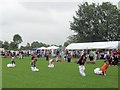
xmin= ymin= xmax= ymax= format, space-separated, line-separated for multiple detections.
xmin=0 ymin=34 xmax=60 ymax=50
xmin=0 ymin=34 xmax=23 ymax=50
xmin=64 ymin=2 xmax=120 ymax=47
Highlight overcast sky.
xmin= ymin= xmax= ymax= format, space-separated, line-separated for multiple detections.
xmin=0 ymin=0 xmax=119 ymax=46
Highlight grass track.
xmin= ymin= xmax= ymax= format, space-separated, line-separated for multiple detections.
xmin=2 ymin=57 xmax=118 ymax=88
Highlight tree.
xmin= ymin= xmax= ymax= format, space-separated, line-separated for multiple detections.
xmin=2 ymin=41 xmax=9 ymax=50
xmin=58 ymin=45 xmax=62 ymax=47
xmin=64 ymin=40 xmax=71 ymax=47
xmin=9 ymin=42 xmax=18 ymax=50
xmin=118 ymin=9 xmax=120 ymax=41
xmin=31 ymin=41 xmax=40 ymax=48
xmin=68 ymin=2 xmax=120 ymax=43
xmin=25 ymin=43 xmax=31 ymax=50
xmin=31 ymin=41 xmax=50 ymax=49
xmin=20 ymin=46 xmax=25 ymax=50
xmin=13 ymin=34 xmax=23 ymax=48
xmin=0 ymin=40 xmax=3 ymax=48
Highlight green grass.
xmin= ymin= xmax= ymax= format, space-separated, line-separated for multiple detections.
xmin=0 ymin=57 xmax=2 ymax=89
xmin=2 ymin=57 xmax=118 ymax=88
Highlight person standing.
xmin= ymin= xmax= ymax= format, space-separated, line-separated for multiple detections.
xmin=87 ymin=50 xmax=95 ymax=64
xmin=89 ymin=50 xmax=94 ymax=61
xmin=112 ymin=53 xmax=118 ymax=66
xmin=67 ymin=53 xmax=71 ymax=62
xmin=11 ymin=56 xmax=15 ymax=65
xmin=46 ymin=50 xmax=49 ymax=61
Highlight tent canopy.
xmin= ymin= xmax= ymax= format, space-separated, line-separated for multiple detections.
xmin=47 ymin=46 xmax=59 ymax=50
xmin=37 ymin=46 xmax=59 ymax=50
xmin=0 ymin=48 xmax=4 ymax=51
xmin=66 ymin=41 xmax=119 ymax=50
xmin=37 ymin=47 xmax=47 ymax=50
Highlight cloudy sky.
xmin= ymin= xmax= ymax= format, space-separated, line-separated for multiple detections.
xmin=0 ymin=0 xmax=119 ymax=46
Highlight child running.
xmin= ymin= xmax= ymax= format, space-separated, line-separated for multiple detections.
xmin=77 ymin=53 xmax=87 ymax=76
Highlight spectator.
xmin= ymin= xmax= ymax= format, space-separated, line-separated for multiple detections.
xmin=112 ymin=53 xmax=118 ymax=66
xmin=67 ymin=53 xmax=71 ymax=62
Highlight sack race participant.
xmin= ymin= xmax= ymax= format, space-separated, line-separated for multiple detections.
xmin=94 ymin=60 xmax=109 ymax=76
xmin=77 ymin=53 xmax=87 ymax=76
xmin=31 ymin=52 xmax=39 ymax=72
xmin=7 ymin=56 xmax=16 ymax=68
xmin=48 ymin=59 xmax=54 ymax=68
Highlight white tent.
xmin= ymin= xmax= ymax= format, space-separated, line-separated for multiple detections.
xmin=37 ymin=47 xmax=47 ymax=50
xmin=47 ymin=46 xmax=59 ymax=50
xmin=47 ymin=46 xmax=59 ymax=56
xmin=66 ymin=41 xmax=119 ymax=50
xmin=0 ymin=48 xmax=4 ymax=52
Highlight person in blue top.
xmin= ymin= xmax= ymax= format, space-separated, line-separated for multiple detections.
xmin=87 ymin=50 xmax=95 ymax=64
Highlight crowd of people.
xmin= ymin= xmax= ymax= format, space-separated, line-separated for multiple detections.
xmin=1 ymin=49 xmax=120 ymax=63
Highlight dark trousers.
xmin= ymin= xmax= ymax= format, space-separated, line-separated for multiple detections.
xmin=46 ymin=56 xmax=49 ymax=61
xmin=12 ymin=61 xmax=15 ymax=64
xmin=68 ymin=58 xmax=71 ymax=62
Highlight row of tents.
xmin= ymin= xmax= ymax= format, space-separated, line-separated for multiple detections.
xmin=36 ymin=41 xmax=119 ymax=50
xmin=66 ymin=41 xmax=120 ymax=50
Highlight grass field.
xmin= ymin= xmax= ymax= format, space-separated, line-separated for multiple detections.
xmin=2 ymin=57 xmax=118 ymax=88
xmin=0 ymin=57 xmax=2 ymax=89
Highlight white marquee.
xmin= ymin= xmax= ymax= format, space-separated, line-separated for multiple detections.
xmin=66 ymin=41 xmax=119 ymax=50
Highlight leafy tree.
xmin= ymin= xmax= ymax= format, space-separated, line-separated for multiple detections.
xmin=2 ymin=41 xmax=9 ymax=50
xmin=42 ymin=43 xmax=50 ymax=47
xmin=58 ymin=45 xmax=62 ymax=47
xmin=118 ymin=9 xmax=120 ymax=41
xmin=31 ymin=41 xmax=50 ymax=49
xmin=25 ymin=43 xmax=31 ymax=50
xmin=39 ymin=42 xmax=49 ymax=47
xmin=9 ymin=42 xmax=18 ymax=50
xmin=68 ymin=2 xmax=120 ymax=43
xmin=20 ymin=46 xmax=25 ymax=50
xmin=64 ymin=40 xmax=71 ymax=47
xmin=31 ymin=41 xmax=40 ymax=48
xmin=13 ymin=34 xmax=23 ymax=48
xmin=0 ymin=40 xmax=3 ymax=48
